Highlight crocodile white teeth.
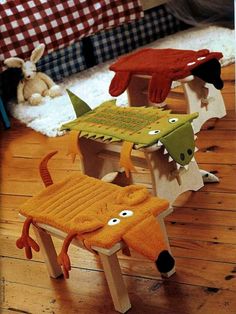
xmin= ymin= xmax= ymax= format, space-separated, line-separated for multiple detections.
xmin=168 ymin=156 xmax=173 ymax=162
xmin=164 ymin=148 xmax=168 ymax=155
xmin=194 ymin=135 xmax=198 ymax=140
xmin=191 ymin=157 xmax=196 ymax=162
xmin=176 ymin=163 xmax=181 ymax=170
xmin=194 ymin=147 xmax=198 ymax=152
xmin=157 ymin=141 xmax=163 ymax=147
xmin=184 ymin=165 xmax=189 ymax=170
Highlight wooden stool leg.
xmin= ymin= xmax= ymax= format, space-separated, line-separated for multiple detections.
xmin=183 ymin=78 xmax=226 ymax=133
xmin=144 ymin=150 xmax=204 ymax=204
xmin=79 ymin=137 xmax=123 ymax=180
xmin=33 ymin=226 xmax=63 ymax=278
xmin=98 ymin=252 xmax=131 ymax=313
xmin=127 ymin=75 xmax=149 ymax=107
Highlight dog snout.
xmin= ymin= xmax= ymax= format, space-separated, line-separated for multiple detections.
xmin=155 ymin=250 xmax=175 ymax=273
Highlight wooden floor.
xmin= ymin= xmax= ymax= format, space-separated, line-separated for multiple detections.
xmin=0 ymin=64 xmax=235 ymax=314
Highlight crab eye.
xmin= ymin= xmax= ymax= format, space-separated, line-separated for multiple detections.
xmin=108 ymin=218 xmax=120 ymax=226
xmin=119 ymin=210 xmax=134 ymax=218
xmin=149 ymin=130 xmax=161 ymax=135
xmin=168 ymin=118 xmax=179 ymax=123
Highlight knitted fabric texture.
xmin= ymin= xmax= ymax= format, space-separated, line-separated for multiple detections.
xmin=19 ymin=173 xmax=169 ymax=247
xmin=61 ymin=100 xmax=197 ymax=147
xmin=109 ymin=48 xmax=223 ymax=103
xmin=17 ymin=171 xmax=174 ymax=276
xmin=61 ymin=99 xmax=198 ymax=174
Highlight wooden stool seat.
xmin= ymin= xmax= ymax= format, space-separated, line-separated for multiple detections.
xmin=127 ymin=74 xmax=226 ymax=133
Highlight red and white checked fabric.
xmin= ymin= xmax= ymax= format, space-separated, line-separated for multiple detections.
xmin=0 ymin=0 xmax=143 ymax=72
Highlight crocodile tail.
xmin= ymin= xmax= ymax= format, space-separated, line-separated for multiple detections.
xmin=39 ymin=151 xmax=58 ymax=187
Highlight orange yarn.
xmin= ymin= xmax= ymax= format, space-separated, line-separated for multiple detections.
xmin=17 ymin=152 xmax=174 ymax=278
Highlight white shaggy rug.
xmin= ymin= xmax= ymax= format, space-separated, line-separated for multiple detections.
xmin=9 ymin=26 xmax=235 ymax=137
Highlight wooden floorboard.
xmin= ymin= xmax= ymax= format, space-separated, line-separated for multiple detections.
xmin=0 ymin=64 xmax=235 ymax=313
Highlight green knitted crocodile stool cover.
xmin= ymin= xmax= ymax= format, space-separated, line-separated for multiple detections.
xmin=61 ymin=91 xmax=198 ymax=176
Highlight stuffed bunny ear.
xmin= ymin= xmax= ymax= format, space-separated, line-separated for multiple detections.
xmin=4 ymin=57 xmax=24 ymax=68
xmin=30 ymin=43 xmax=45 ymax=63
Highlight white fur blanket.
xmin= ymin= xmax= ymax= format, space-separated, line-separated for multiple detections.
xmin=9 ymin=26 xmax=235 ymax=137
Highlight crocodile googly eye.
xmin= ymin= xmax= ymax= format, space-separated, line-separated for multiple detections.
xmin=119 ymin=210 xmax=134 ymax=218
xmin=168 ymin=118 xmax=179 ymax=123
xmin=149 ymin=130 xmax=161 ymax=135
xmin=108 ymin=218 xmax=120 ymax=226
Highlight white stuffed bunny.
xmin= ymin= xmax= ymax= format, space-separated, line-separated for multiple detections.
xmin=4 ymin=44 xmax=61 ymax=105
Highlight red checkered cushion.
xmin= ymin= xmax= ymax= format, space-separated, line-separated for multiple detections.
xmin=0 ymin=0 xmax=143 ymax=72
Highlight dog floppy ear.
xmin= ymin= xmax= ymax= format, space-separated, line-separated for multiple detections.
xmin=72 ymin=215 xmax=105 ymax=234
xmin=72 ymin=202 xmax=116 ymax=234
xmin=4 ymin=57 xmax=24 ymax=68
xmin=116 ymin=185 xmax=149 ymax=206
xmin=30 ymin=43 xmax=45 ymax=63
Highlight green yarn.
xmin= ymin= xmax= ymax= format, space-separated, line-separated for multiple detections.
xmin=66 ymin=90 xmax=92 ymax=117
xmin=61 ymin=93 xmax=198 ymax=165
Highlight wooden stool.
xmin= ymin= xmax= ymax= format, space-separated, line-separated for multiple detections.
xmin=127 ymin=74 xmax=226 ymax=133
xmin=19 ymin=206 xmax=173 ymax=314
xmin=79 ymin=137 xmax=204 ymax=204
xmin=17 ymin=156 xmax=176 ymax=313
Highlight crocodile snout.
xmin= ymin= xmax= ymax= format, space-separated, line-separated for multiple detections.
xmin=160 ymin=122 xmax=196 ymax=166
xmin=180 ymin=148 xmax=193 ymax=162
